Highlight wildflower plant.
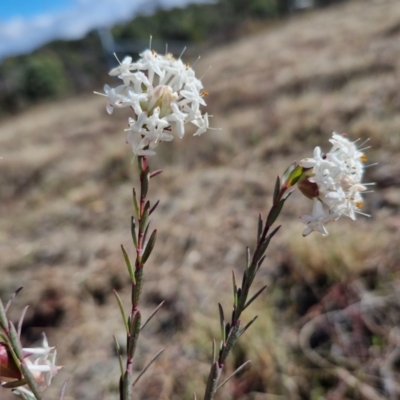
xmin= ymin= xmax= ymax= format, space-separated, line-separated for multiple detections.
xmin=1 ymin=44 xmax=372 ymax=400
xmin=94 ymin=47 xmax=217 ymax=399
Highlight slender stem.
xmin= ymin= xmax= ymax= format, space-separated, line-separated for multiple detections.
xmin=204 ymin=178 xmax=288 ymax=400
xmin=131 ymin=156 xmax=148 ymax=310
xmin=122 ymin=156 xmax=151 ymax=400
xmin=120 ymin=156 xmax=163 ymax=400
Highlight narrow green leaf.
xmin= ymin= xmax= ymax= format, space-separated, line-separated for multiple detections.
xmin=224 ymin=322 xmax=231 ymax=344
xmin=2 ymin=379 xmax=27 ymax=388
xmin=212 ymin=338 xmax=216 ymax=364
xmin=232 ymin=270 xmax=238 ymax=308
xmin=140 ymin=300 xmax=164 ymax=332
xmin=241 ymin=269 xmax=248 ymax=293
xmin=17 ymin=306 xmax=29 ymax=338
xmin=132 ymin=188 xmax=139 ymax=218
xmin=119 ymin=375 xmax=124 ymax=400
xmin=141 ymin=229 xmax=157 ymax=264
xmin=0 ymin=297 xmax=8 ymax=330
xmin=113 ymin=335 xmax=124 ymax=377
xmin=239 ymin=316 xmax=258 ymax=337
xmin=5 ymin=287 xmax=23 ymax=313
xmin=243 ymin=286 xmax=267 ymax=310
xmin=19 ymin=359 xmax=45 ymax=400
xmin=141 ymin=167 xmax=150 ymax=199
xmin=218 ymin=304 xmax=225 ymax=342
xmin=9 ymin=322 xmax=23 ymax=359
xmin=269 ymin=225 xmax=281 ymax=240
xmin=113 ymin=290 xmax=129 ymax=333
xmin=257 ymin=214 xmax=263 ymax=244
xmin=246 ymin=247 xmax=251 ymax=269
xmin=139 ymin=201 xmax=150 ymax=233
xmin=216 ymin=360 xmax=251 ymax=390
xmin=142 ymin=221 xmax=151 ymax=248
xmin=149 ymin=199 xmax=160 ymax=215
xmin=266 ymin=200 xmax=285 ymax=227
xmin=203 ymin=361 xmax=221 ymax=400
xmin=256 ymin=255 xmax=266 ymax=272
xmin=281 ymin=161 xmax=297 ymax=185
xmin=122 ymin=370 xmax=132 ymax=400
xmin=254 ymin=226 xmax=281 ymax=265
xmin=273 ymin=175 xmax=281 ymax=205
xmin=131 ymin=217 xmax=138 ymax=248
xmin=121 ymin=245 xmax=135 ymax=284
xmin=137 ymin=154 xmax=143 ymax=173
xmin=132 ymin=348 xmax=164 ymax=387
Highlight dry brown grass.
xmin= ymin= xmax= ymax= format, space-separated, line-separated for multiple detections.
xmin=2 ymin=0 xmax=400 ymax=399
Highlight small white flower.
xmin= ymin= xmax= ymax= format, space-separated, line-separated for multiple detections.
xmin=192 ymin=112 xmax=210 ymax=136
xmin=130 ymin=49 xmax=165 ymax=84
xmin=96 ymin=48 xmax=212 ymax=156
xmin=5 ymin=333 xmax=62 ymax=399
xmin=22 ymin=333 xmax=62 ymax=389
xmin=109 ymin=56 xmax=132 ymax=76
xmin=299 ymin=198 xmax=340 ymax=237
xmin=102 ymin=84 xmax=127 ymax=114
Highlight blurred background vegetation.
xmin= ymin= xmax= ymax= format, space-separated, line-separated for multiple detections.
xmin=0 ymin=0 xmax=348 ymax=117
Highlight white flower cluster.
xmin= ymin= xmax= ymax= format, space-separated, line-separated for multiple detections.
xmin=299 ymin=133 xmax=368 ymax=236
xmin=14 ymin=334 xmax=61 ymax=399
xmin=98 ymin=50 xmax=210 ymax=156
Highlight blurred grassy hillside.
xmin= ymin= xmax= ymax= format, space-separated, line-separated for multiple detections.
xmin=1 ymin=0 xmax=400 ymax=399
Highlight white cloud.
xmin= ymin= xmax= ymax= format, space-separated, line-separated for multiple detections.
xmin=0 ymin=0 xmax=214 ymax=60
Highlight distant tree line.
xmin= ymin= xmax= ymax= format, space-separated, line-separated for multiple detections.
xmin=277 ymin=0 xmax=349 ymax=16
xmin=0 ymin=0 xmax=350 ymax=117
xmin=0 ymin=32 xmax=105 ymax=116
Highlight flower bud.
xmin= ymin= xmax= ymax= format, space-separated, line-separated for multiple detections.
xmin=0 ymin=342 xmax=22 ymax=380
xmin=297 ymin=172 xmax=319 ymax=200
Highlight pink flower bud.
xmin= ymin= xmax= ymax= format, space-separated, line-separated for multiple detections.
xmin=0 ymin=342 xmax=22 ymax=380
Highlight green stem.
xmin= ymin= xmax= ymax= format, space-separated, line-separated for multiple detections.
xmin=204 ymin=177 xmax=289 ymax=400
xmin=122 ymin=156 xmax=149 ymax=400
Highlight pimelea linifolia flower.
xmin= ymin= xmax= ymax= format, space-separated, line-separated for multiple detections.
xmin=1 ymin=333 xmax=61 ymax=397
xmin=297 ymin=132 xmax=370 ymax=236
xmin=96 ymin=49 xmax=211 ymax=156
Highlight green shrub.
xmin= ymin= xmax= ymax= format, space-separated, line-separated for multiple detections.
xmin=21 ymin=53 xmax=69 ymax=100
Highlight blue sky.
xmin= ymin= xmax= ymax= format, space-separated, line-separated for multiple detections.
xmin=0 ymin=0 xmax=72 ymax=19
xmin=0 ymin=0 xmax=212 ymax=60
